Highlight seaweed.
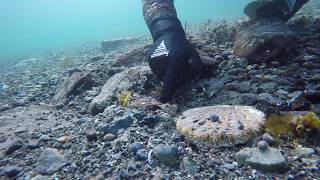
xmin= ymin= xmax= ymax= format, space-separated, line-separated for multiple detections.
xmin=265 ymin=112 xmax=320 ymax=138
xmin=118 ymin=92 xmax=132 ymax=107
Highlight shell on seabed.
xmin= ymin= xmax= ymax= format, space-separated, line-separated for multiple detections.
xmin=176 ymin=105 xmax=266 ymax=148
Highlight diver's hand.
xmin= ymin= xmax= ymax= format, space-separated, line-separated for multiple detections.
xmin=148 ymin=31 xmax=205 ymax=102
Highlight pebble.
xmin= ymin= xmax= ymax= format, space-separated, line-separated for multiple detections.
xmin=225 ymin=82 xmax=251 ymax=93
xmin=136 ymin=149 xmax=148 ymax=161
xmin=140 ymin=115 xmax=162 ymax=128
xmin=223 ymin=163 xmax=236 ymax=170
xmin=38 ymin=134 xmax=50 ymax=142
xmin=153 ymin=144 xmax=180 ymax=167
xmin=262 ymin=133 xmax=274 ymax=145
xmin=86 ymin=129 xmax=98 ymax=142
xmin=257 ymin=140 xmax=269 ymax=151
xmin=0 ymin=133 xmax=8 ymax=143
xmin=131 ymin=142 xmax=143 ymax=154
xmin=103 ymin=133 xmax=115 ymax=141
xmin=5 ymin=140 xmax=24 ymax=156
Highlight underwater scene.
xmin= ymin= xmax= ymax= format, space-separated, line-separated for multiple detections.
xmin=0 ymin=0 xmax=319 ymax=179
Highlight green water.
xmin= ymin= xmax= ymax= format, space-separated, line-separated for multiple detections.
xmin=0 ymin=0 xmax=251 ymax=61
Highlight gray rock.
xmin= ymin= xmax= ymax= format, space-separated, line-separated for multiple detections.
xmin=30 ymin=175 xmax=52 ymax=180
xmin=131 ymin=142 xmax=144 ymax=154
xmin=258 ymin=93 xmax=281 ymax=106
xmin=262 ymin=133 xmax=274 ymax=145
xmin=100 ymin=115 xmax=134 ymax=135
xmin=241 ymin=93 xmax=259 ymax=105
xmin=233 ymin=18 xmax=297 ymax=64
xmin=225 ymin=82 xmax=251 ymax=93
xmin=181 ymin=157 xmax=200 ymax=174
xmin=103 ymin=134 xmax=116 ymax=141
xmin=139 ymin=115 xmax=162 ymax=128
xmin=89 ymin=66 xmax=152 ymax=115
xmin=101 ymin=37 xmax=138 ymax=52
xmin=294 ymin=147 xmax=315 ymax=158
xmin=259 ymin=83 xmax=277 ymax=92
xmin=223 ymin=163 xmax=236 ymax=170
xmin=5 ymin=140 xmax=24 ymax=155
xmin=38 ymin=134 xmax=50 ymax=142
xmin=153 ymin=144 xmax=180 ymax=167
xmin=52 ymin=71 xmax=93 ymax=104
xmin=36 ymin=148 xmax=68 ymax=175
xmin=136 ymin=149 xmax=148 ymax=161
xmin=0 ymin=133 xmax=8 ymax=143
xmin=4 ymin=166 xmax=22 ymax=178
xmin=257 ymin=140 xmax=269 ymax=151
xmin=235 ymin=147 xmax=286 ymax=172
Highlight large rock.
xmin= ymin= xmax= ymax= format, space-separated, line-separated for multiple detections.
xmin=111 ymin=44 xmax=151 ymax=68
xmin=52 ymin=71 xmax=93 ymax=103
xmin=101 ymin=37 xmax=138 ymax=52
xmin=233 ymin=18 xmax=297 ymax=64
xmin=36 ymin=148 xmax=68 ymax=175
xmin=176 ymin=105 xmax=265 ymax=147
xmin=235 ymin=147 xmax=287 ymax=173
xmin=89 ymin=66 xmax=153 ymax=115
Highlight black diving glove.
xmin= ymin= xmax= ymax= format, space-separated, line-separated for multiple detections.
xmin=148 ymin=17 xmax=205 ymax=102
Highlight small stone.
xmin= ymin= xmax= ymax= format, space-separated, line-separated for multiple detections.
xmin=86 ymin=129 xmax=98 ymax=142
xmin=262 ymin=133 xmax=274 ymax=145
xmin=103 ymin=134 xmax=115 ymax=141
xmin=181 ymin=157 xmax=200 ymax=174
xmin=5 ymin=140 xmax=24 ymax=155
xmin=55 ymin=103 xmax=64 ymax=110
xmin=257 ymin=140 xmax=269 ymax=151
xmin=36 ymin=148 xmax=68 ymax=175
xmin=131 ymin=142 xmax=143 ymax=154
xmin=136 ymin=149 xmax=148 ymax=161
xmin=225 ymin=82 xmax=251 ymax=93
xmin=140 ymin=115 xmax=162 ymax=128
xmin=38 ymin=134 xmax=50 ymax=142
xmin=294 ymin=147 xmax=315 ymax=158
xmin=208 ymin=114 xmax=220 ymax=122
xmin=153 ymin=144 xmax=180 ymax=167
xmin=0 ymin=133 xmax=8 ymax=143
xmin=223 ymin=163 xmax=236 ymax=170
xmin=235 ymin=147 xmax=286 ymax=172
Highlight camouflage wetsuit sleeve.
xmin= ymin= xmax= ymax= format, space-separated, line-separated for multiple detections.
xmin=142 ymin=0 xmax=177 ymax=29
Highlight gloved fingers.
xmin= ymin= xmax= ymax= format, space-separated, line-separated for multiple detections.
xmin=187 ymin=52 xmax=206 ymax=77
xmin=160 ymin=61 xmax=186 ymax=102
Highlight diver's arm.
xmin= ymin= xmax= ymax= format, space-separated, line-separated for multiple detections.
xmin=142 ymin=0 xmax=177 ymax=30
xmin=141 ymin=0 xmax=206 ymax=102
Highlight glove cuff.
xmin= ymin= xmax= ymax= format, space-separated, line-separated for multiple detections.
xmin=149 ymin=16 xmax=186 ymax=41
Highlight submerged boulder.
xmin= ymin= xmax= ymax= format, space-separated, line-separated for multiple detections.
xmin=233 ymin=18 xmax=297 ymax=64
xmin=101 ymin=37 xmax=138 ymax=52
xmin=89 ymin=66 xmax=155 ymax=115
xmin=52 ymin=71 xmax=93 ymax=104
xmin=176 ymin=105 xmax=265 ymax=147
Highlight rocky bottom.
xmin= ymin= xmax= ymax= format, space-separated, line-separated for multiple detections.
xmin=1 ymin=1 xmax=320 ymax=179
